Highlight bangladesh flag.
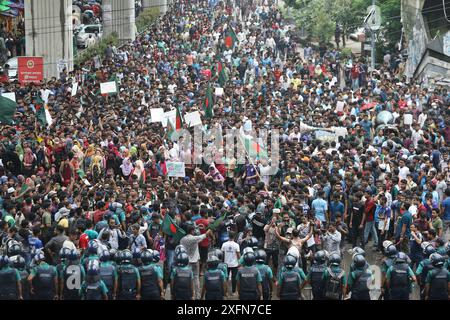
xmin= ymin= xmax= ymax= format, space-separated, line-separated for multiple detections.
xmin=168 ymin=107 xmax=183 ymax=140
xmin=217 ymin=61 xmax=228 ymax=87
xmin=162 ymin=213 xmax=186 ymax=242
xmin=240 ymin=127 xmax=268 ymax=159
xmin=224 ymin=24 xmax=238 ymax=49
xmin=35 ymin=97 xmax=53 ymax=128
xmin=203 ymin=86 xmax=214 ymax=119
xmin=207 ymin=211 xmax=227 ymax=231
xmin=0 ymin=95 xmax=17 ymax=124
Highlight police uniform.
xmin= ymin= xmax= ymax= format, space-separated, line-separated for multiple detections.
xmin=322 ymin=266 xmax=346 ymax=300
xmin=236 ymin=265 xmax=262 ymax=300
xmin=99 ymin=261 xmax=118 ymax=300
xmin=380 ymin=257 xmax=394 ymax=300
xmin=139 ymin=263 xmax=163 ymax=300
xmin=61 ymin=263 xmax=86 ymax=300
xmin=170 ymin=265 xmax=194 ymax=300
xmin=30 ymin=262 xmax=58 ymax=300
xmin=256 ymin=263 xmax=273 ymax=300
xmin=80 ymin=276 xmax=109 ymax=300
xmin=425 ymin=267 xmax=450 ymax=300
xmin=0 ymin=266 xmax=21 ymax=300
xmin=278 ymin=268 xmax=301 ymax=300
xmin=204 ymin=267 xmax=226 ymax=300
xmin=307 ymin=262 xmax=327 ymax=300
xmin=117 ymin=263 xmax=140 ymax=300
xmin=347 ymin=268 xmax=373 ymax=300
xmin=17 ymin=268 xmax=30 ymax=300
xmin=415 ymin=258 xmax=434 ymax=300
xmin=386 ymin=263 xmax=415 ymax=300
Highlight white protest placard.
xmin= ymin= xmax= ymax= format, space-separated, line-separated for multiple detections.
xmin=215 ymin=87 xmax=224 ymax=96
xmin=100 ymin=81 xmax=117 ymax=94
xmin=184 ymin=111 xmax=202 ymax=127
xmin=404 ymin=114 xmax=413 ymax=125
xmin=1 ymin=92 xmax=15 ymax=102
xmin=336 ymin=100 xmax=344 ymax=112
xmin=162 ymin=109 xmax=177 ymax=128
xmin=166 ymin=161 xmax=186 ymax=177
xmin=71 ymin=82 xmax=78 ymax=97
xmin=150 ymin=108 xmax=164 ymax=123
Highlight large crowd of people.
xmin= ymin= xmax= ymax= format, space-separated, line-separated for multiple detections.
xmin=0 ymin=0 xmax=448 ymax=300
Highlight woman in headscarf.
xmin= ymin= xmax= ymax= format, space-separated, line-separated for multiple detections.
xmin=23 ymin=148 xmax=36 ymax=177
xmin=120 ymin=157 xmax=134 ymax=180
xmin=90 ymin=150 xmax=105 ymax=183
xmin=205 ymin=164 xmax=225 ymax=185
xmin=133 ymin=158 xmax=146 ymax=184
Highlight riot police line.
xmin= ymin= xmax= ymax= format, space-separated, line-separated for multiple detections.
xmin=0 ymin=237 xmax=448 ymax=300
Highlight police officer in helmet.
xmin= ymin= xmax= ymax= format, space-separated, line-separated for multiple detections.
xmin=236 ymin=251 xmax=262 ymax=300
xmin=322 ymin=252 xmax=346 ymax=300
xmin=201 ymin=254 xmax=227 ymax=300
xmin=346 ymin=254 xmax=374 ymax=300
xmin=213 ymin=248 xmax=228 ymax=276
xmin=0 ymin=255 xmax=23 ymax=300
xmin=380 ymin=242 xmax=398 ymax=300
xmin=60 ymin=249 xmax=85 ymax=300
xmin=305 ymin=250 xmax=328 ymax=299
xmin=277 ymin=254 xmax=302 ymax=300
xmin=171 ymin=252 xmax=194 ymax=300
xmin=424 ymin=253 xmax=450 ymax=300
xmin=13 ymin=256 xmax=29 ymax=300
xmin=416 ymin=242 xmax=436 ymax=300
xmin=80 ymin=260 xmax=108 ymax=300
xmin=99 ymin=249 xmax=118 ymax=300
xmin=28 ymin=250 xmax=58 ymax=300
xmin=386 ymin=252 xmax=416 ymax=300
xmin=139 ymin=249 xmax=164 ymax=300
xmin=255 ymin=249 xmax=274 ymax=300
xmin=117 ymin=249 xmax=141 ymax=300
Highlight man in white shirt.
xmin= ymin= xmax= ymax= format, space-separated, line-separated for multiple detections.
xmin=180 ymin=226 xmax=213 ymax=300
xmin=398 ymin=159 xmax=410 ymax=181
xmin=221 ymin=231 xmax=240 ymax=295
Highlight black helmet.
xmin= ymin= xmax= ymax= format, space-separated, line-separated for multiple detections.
xmin=430 ymin=253 xmax=445 ymax=268
xmin=446 ymin=242 xmax=450 ymax=255
xmin=353 ymin=254 xmax=366 ymax=270
xmin=67 ymin=249 xmax=80 ymax=261
xmin=176 ymin=252 xmax=189 ymax=267
xmin=243 ymin=251 xmax=256 ymax=266
xmin=121 ymin=250 xmax=132 ymax=263
xmin=244 ymin=237 xmax=259 ymax=250
xmin=423 ymin=244 xmax=436 ymax=257
xmin=152 ymin=250 xmax=160 ymax=263
xmin=255 ymin=249 xmax=267 ymax=264
xmin=314 ymin=250 xmax=327 ymax=264
xmin=352 ymin=247 xmax=366 ymax=258
xmin=207 ymin=255 xmax=220 ymax=269
xmin=59 ymin=247 xmax=71 ymax=260
xmin=87 ymin=260 xmax=100 ymax=276
xmin=0 ymin=255 xmax=9 ymax=268
xmin=87 ymin=240 xmax=99 ymax=255
xmin=99 ymin=250 xmax=111 ymax=262
xmin=141 ymin=249 xmax=154 ymax=264
xmin=395 ymin=252 xmax=408 ymax=264
xmin=175 ymin=245 xmax=187 ymax=256
xmin=115 ymin=250 xmax=123 ymax=263
xmin=284 ymin=254 xmax=297 ymax=269
xmin=13 ymin=255 xmax=26 ymax=269
xmin=213 ymin=248 xmax=223 ymax=261
xmin=328 ymin=252 xmax=341 ymax=266
xmin=7 ymin=242 xmax=22 ymax=257
xmin=385 ymin=244 xmax=398 ymax=258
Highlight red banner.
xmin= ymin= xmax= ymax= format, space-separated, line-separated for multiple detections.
xmin=18 ymin=57 xmax=44 ymax=84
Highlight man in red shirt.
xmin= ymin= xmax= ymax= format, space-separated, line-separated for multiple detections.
xmin=273 ymin=67 xmax=282 ymax=82
xmin=351 ymin=63 xmax=360 ymax=90
xmin=93 ymin=201 xmax=106 ymax=224
xmin=363 ymin=190 xmax=378 ymax=249
xmin=195 ymin=208 xmax=210 ymax=276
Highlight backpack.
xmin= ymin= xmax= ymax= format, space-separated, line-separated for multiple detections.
xmin=324 ymin=268 xmax=344 ymax=300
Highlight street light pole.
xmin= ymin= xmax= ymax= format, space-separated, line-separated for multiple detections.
xmin=371 ymin=0 xmax=376 ymax=70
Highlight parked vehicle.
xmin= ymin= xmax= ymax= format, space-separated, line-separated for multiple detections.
xmin=76 ymin=24 xmax=103 ymax=48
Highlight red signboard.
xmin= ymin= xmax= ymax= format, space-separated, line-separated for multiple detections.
xmin=18 ymin=57 xmax=44 ymax=84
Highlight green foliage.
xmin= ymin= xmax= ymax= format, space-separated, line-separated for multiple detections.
xmin=377 ymin=0 xmax=401 ymax=53
xmin=341 ymin=47 xmax=352 ymax=58
xmin=136 ymin=7 xmax=160 ymax=33
xmin=74 ymin=32 xmax=119 ymax=66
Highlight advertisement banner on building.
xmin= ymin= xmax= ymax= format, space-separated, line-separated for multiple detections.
xmin=18 ymin=57 xmax=44 ymax=84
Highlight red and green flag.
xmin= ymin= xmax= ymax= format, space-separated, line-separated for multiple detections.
xmin=203 ymin=86 xmax=214 ymax=118
xmin=0 ymin=95 xmax=17 ymax=124
xmin=240 ymin=127 xmax=268 ymax=159
xmin=207 ymin=211 xmax=227 ymax=231
xmin=162 ymin=213 xmax=186 ymax=242
xmin=224 ymin=24 xmax=238 ymax=49
xmin=168 ymin=107 xmax=183 ymax=139
xmin=216 ymin=61 xmax=228 ymax=87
